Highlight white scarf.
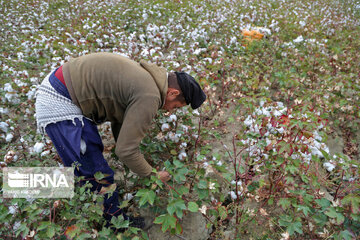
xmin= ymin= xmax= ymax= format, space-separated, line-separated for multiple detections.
xmin=35 ymin=70 xmax=84 ymax=134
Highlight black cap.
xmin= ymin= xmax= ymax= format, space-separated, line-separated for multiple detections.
xmin=175 ymin=72 xmax=206 ymax=109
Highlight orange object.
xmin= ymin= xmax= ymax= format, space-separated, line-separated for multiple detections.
xmin=241 ymin=29 xmax=264 ymax=40
xmin=241 ymin=29 xmax=264 ymax=47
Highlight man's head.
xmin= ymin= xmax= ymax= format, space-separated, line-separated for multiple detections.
xmin=162 ymin=72 xmax=206 ymax=112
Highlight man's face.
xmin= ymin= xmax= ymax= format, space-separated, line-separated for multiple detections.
xmin=162 ymin=88 xmax=187 ymax=112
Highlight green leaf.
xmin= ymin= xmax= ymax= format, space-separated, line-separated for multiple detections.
xmin=285 ymin=165 xmax=298 ymax=174
xmin=287 ymin=221 xmax=303 ymax=235
xmin=247 ymin=181 xmax=259 ymax=192
xmin=37 ymin=221 xmax=51 ymax=231
xmin=342 ymin=194 xmax=360 ymax=214
xmin=136 ymin=189 xmax=156 ymax=206
xmin=188 ymin=202 xmax=199 ymax=212
xmin=303 ymin=194 xmax=314 ymax=205
xmin=118 ymin=200 xmax=130 ymax=209
xmin=94 ymin=171 xmax=105 ymax=180
xmin=278 ymin=198 xmax=291 ymax=209
xmin=167 ymin=199 xmax=186 ymax=219
xmin=198 ymin=180 xmax=208 ymax=189
xmin=278 ymin=214 xmax=293 ymax=227
xmin=315 ymin=198 xmax=331 ymax=208
xmin=218 ymin=206 xmax=228 ymax=220
xmin=325 ymin=207 xmax=338 ymax=218
xmin=173 ymin=160 xmax=184 ymax=168
xmin=78 ymin=233 xmax=92 ymax=239
xmin=338 ymin=230 xmax=354 ymax=240
xmin=175 ymin=222 xmax=183 ymax=235
xmin=110 ymin=215 xmax=129 ymax=229
xmin=313 ymin=212 xmax=328 ymax=227
xmin=46 ymin=225 xmax=55 ymax=238
xmin=164 ymin=160 xmax=173 ymax=171
xmin=197 ymin=189 xmax=209 ymax=200
xmin=16 ymin=222 xmax=30 ymax=238
xmin=320 ymin=149 xmax=330 ymax=160
xmin=174 ymin=168 xmax=188 ymax=182
xmin=154 ymin=214 xmax=177 ymax=232
xmin=295 ymin=204 xmax=311 ymax=216
xmin=325 ymin=207 xmax=344 ymax=224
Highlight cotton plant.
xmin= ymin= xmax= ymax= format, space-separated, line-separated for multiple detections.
xmin=239 ymin=100 xmax=347 ymax=174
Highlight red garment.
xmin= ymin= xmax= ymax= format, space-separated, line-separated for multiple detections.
xmin=55 ymin=65 xmax=66 ymax=86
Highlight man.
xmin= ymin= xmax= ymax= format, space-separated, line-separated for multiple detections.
xmin=35 ymin=52 xmax=206 ymax=228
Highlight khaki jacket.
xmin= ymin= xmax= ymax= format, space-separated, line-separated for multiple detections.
xmin=63 ymin=52 xmax=168 ymax=176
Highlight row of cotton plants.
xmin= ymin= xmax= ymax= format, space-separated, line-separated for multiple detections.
xmin=241 ymin=100 xmax=355 ymax=173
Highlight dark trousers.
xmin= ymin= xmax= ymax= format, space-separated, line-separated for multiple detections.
xmin=45 ymin=70 xmax=124 ymax=221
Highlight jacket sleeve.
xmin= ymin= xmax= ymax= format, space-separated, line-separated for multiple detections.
xmin=115 ymin=96 xmax=159 ymax=177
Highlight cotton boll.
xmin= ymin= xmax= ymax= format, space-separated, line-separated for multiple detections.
xmin=3 ymin=83 xmax=13 ymax=92
xmin=230 ymin=191 xmax=237 ymax=199
xmin=276 ymin=102 xmax=284 ymax=108
xmin=4 ymin=91 xmax=20 ymax=104
xmin=5 ymin=133 xmax=13 ymax=142
xmin=167 ymin=114 xmax=177 ymax=123
xmin=273 ymin=110 xmax=282 ymax=117
xmin=13 ymin=221 xmax=21 ymax=231
xmin=208 ymin=182 xmax=216 ymax=190
xmin=175 ymin=133 xmax=181 ymax=142
xmin=33 ymin=142 xmax=45 ymax=153
xmin=149 ymin=49 xmax=156 ymax=56
xmin=0 ymin=122 xmax=9 ymax=133
xmin=167 ymin=132 xmax=180 ymax=142
xmin=323 ymin=162 xmax=335 ymax=172
xmin=277 ymin=127 xmax=284 ymax=134
xmin=192 ymin=109 xmax=200 ymax=116
xmin=178 ymin=150 xmax=187 ymax=160
xmin=4 ymin=150 xmax=17 ymax=163
xmin=244 ymin=115 xmax=255 ymax=127
xmin=310 ymin=146 xmax=323 ymax=158
xmin=8 ymin=204 xmax=18 ymax=214
xmin=0 ymin=108 xmax=9 ymax=115
xmin=254 ymin=27 xmax=271 ymax=35
xmin=241 ymin=139 xmax=249 ymax=145
xmin=41 ymin=150 xmax=50 ymax=157
xmin=299 ymin=21 xmax=306 ymax=27
xmin=180 ymin=142 xmax=187 ymax=149
xmin=26 ymin=86 xmax=37 ymax=100
xmin=202 ymin=162 xmax=209 ymax=168
xmin=161 ymin=123 xmax=170 ymax=132
xmin=123 ymin=193 xmax=134 ymax=201
xmin=293 ymin=36 xmax=304 ymax=43
xmin=193 ymin=48 xmax=202 ymax=55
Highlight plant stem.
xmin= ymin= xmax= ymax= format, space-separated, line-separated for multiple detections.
xmin=333 ymin=170 xmax=345 ymax=201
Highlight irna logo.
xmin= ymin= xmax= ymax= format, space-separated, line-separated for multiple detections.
xmin=8 ymin=172 xmax=69 ymax=188
xmin=3 ymin=167 xmax=74 ymax=198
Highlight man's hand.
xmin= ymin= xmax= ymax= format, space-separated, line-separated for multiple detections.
xmin=157 ymin=170 xmax=171 ymax=182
